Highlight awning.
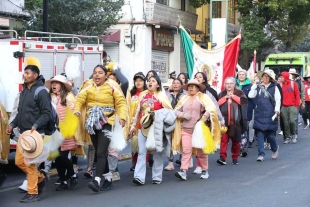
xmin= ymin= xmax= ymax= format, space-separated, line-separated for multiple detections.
xmin=146 ymin=21 xmax=203 ymax=35
xmin=101 ymin=29 xmax=120 ymax=43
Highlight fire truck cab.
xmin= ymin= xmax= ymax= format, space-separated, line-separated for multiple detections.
xmin=0 ymin=30 xmax=104 ymax=150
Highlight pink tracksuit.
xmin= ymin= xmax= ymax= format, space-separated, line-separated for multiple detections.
xmin=175 ymin=95 xmax=209 ymax=171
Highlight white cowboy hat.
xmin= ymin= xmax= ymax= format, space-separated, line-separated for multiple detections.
xmin=303 ymin=74 xmax=310 ymax=80
xmin=181 ymin=79 xmax=206 ymax=91
xmin=262 ymin=69 xmax=276 ymax=81
xmin=17 ymin=130 xmax=44 ymax=159
xmin=45 ymin=75 xmax=72 ymax=92
xmin=289 ymin=68 xmax=299 ymax=76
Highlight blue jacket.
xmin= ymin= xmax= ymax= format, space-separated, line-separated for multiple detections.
xmin=236 ymin=78 xmax=254 ymax=121
xmin=253 ymin=82 xmax=278 ymax=131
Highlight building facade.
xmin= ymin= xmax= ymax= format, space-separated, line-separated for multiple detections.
xmin=0 ymin=0 xmax=29 ymax=32
xmin=107 ymin=0 xmax=199 ymax=83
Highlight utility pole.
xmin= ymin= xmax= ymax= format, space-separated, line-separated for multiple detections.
xmin=43 ymin=0 xmax=48 ymax=32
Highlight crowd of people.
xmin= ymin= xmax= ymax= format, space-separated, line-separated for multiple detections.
xmin=0 ymin=56 xmax=309 ymax=203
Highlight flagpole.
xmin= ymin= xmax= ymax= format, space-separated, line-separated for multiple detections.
xmin=253 ymin=50 xmax=257 ymax=73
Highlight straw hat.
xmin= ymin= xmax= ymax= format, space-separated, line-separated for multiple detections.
xmin=289 ymin=68 xmax=299 ymax=76
xmin=262 ymin=69 xmax=276 ymax=81
xmin=45 ymin=74 xmax=72 ymax=92
xmin=181 ymin=79 xmax=206 ymax=91
xmin=140 ymin=108 xmax=154 ymax=137
xmin=17 ymin=130 xmax=44 ymax=159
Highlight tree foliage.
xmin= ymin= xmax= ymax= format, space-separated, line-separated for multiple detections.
xmin=23 ymin=0 xmax=124 ymax=36
xmin=188 ymin=0 xmax=210 ymax=8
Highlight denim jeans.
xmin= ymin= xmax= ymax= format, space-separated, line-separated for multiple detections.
xmin=256 ymin=129 xmax=278 ymax=157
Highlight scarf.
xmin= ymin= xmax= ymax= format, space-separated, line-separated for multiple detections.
xmin=218 ymin=88 xmax=248 ymax=141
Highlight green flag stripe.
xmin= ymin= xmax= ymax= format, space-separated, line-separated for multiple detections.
xmin=180 ymin=27 xmax=194 ymax=78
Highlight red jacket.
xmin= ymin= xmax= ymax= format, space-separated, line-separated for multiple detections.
xmin=304 ymin=81 xmax=310 ymax=102
xmin=281 ymin=72 xmax=300 ymax=108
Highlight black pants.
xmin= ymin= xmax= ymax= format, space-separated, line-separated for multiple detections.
xmin=302 ymin=102 xmax=310 ymax=124
xmin=90 ymin=124 xmax=111 ymax=177
xmin=55 ymin=150 xmax=74 ymax=182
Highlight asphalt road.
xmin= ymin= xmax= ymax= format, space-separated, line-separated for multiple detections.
xmin=1 ymin=126 xmax=310 ymax=207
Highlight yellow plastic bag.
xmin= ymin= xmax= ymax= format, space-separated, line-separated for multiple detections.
xmin=58 ymin=107 xmax=78 ymax=138
xmin=202 ymin=123 xmax=216 ymax=154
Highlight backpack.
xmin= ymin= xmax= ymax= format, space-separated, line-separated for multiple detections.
xmin=34 ymin=86 xmax=59 ymax=135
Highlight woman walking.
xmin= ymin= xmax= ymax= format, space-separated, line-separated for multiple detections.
xmin=45 ymin=75 xmax=79 ymax=191
xmin=74 ymin=65 xmax=127 ymax=192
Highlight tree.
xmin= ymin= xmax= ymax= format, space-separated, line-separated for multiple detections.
xmin=188 ymin=0 xmax=210 ymax=8
xmin=292 ymin=34 xmax=310 ymax=52
xmin=266 ymin=0 xmax=310 ymax=52
xmin=23 ymin=0 xmax=124 ymax=37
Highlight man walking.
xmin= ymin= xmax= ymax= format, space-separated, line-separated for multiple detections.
xmin=289 ymin=68 xmax=305 ymax=136
xmin=6 ymin=57 xmax=51 ymax=202
xmin=279 ymin=71 xmax=300 ymax=144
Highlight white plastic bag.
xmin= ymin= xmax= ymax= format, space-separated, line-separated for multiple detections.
xmin=105 ymin=115 xmax=127 ymax=151
xmin=145 ymin=124 xmax=156 ymax=150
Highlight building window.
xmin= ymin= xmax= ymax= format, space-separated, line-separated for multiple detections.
xmin=181 ymin=0 xmax=186 ymax=11
xmin=228 ymin=0 xmax=236 ymax=24
xmin=212 ymin=2 xmax=221 ymax=18
xmin=156 ymin=0 xmax=169 ymax=5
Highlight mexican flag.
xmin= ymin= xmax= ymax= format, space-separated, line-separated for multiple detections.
xmin=180 ymin=26 xmax=241 ymax=92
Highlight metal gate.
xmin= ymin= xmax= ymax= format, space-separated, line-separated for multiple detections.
xmin=104 ymin=44 xmax=119 ymax=63
xmin=151 ymin=50 xmax=169 ymax=83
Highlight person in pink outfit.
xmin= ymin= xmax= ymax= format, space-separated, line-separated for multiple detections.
xmin=174 ymin=79 xmax=221 ymax=181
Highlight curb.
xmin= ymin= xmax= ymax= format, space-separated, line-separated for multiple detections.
xmin=48 ymin=153 xmax=132 ymax=178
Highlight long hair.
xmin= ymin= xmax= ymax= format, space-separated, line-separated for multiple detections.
xmin=177 ymin=73 xmax=188 ymax=84
xmin=170 ymin=78 xmax=183 ymax=93
xmin=194 ymin=72 xmax=209 ymax=89
xmin=50 ymin=82 xmax=68 ymax=106
xmin=149 ymin=75 xmax=162 ymax=92
xmin=146 ymin=70 xmax=158 ymax=80
xmin=93 ymin=64 xmax=108 ymax=75
xmin=130 ymin=76 xmax=147 ymax=96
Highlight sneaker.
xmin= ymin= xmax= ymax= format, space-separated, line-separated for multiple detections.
xmin=112 ymin=172 xmax=121 ymax=181
xmin=132 ymin=178 xmax=144 ymax=185
xmin=272 ymin=146 xmax=279 ymax=159
xmin=283 ymin=138 xmax=291 ymax=144
xmin=292 ymin=136 xmax=297 ymax=144
xmin=19 ymin=180 xmax=28 ymax=192
xmin=20 ymin=194 xmax=40 ymax=203
xmin=200 ymin=171 xmax=209 ymax=179
xmin=217 ymin=157 xmax=226 ymax=165
xmin=303 ymin=123 xmax=309 ymax=129
xmin=175 ymin=170 xmax=187 ymax=181
xmin=257 ymin=156 xmax=264 ymax=162
xmin=164 ymin=161 xmax=174 ymax=171
xmin=84 ymin=170 xmax=93 ymax=178
xmin=248 ymin=142 xmax=253 ymax=148
xmin=56 ymin=182 xmax=68 ymax=191
xmin=69 ymin=175 xmax=78 ymax=189
xmin=175 ymin=160 xmax=181 ymax=165
xmin=87 ymin=180 xmax=100 ymax=192
xmin=233 ymin=159 xmax=239 ymax=165
xmin=193 ymin=166 xmax=202 ymax=174
xmin=278 ymin=131 xmax=283 ymax=135
xmin=152 ymin=180 xmax=161 ymax=184
xmin=54 ymin=178 xmax=61 ymax=185
xmin=100 ymin=179 xmax=114 ymax=191
xmin=38 ymin=170 xmax=49 ymax=195
xmin=0 ymin=173 xmax=7 ymax=188
xmin=241 ymin=151 xmax=248 ymax=157
xmin=298 ymin=122 xmax=302 ymax=125
xmin=130 ymin=165 xmax=135 ymax=171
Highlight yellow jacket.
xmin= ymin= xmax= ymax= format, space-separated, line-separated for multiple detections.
xmin=74 ymin=79 xmax=127 ymax=126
